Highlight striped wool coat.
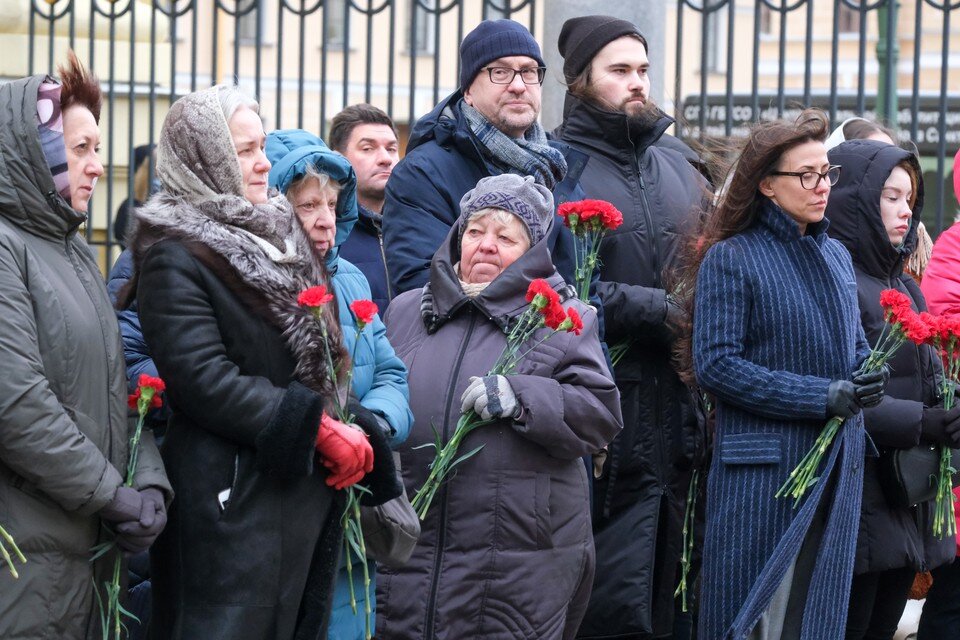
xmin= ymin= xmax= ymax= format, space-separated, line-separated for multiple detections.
xmin=693 ymin=200 xmax=870 ymax=640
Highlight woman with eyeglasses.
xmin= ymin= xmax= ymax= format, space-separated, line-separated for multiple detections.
xmin=682 ymin=109 xmax=888 ymax=639
xmin=824 ymin=139 xmax=956 ymax=640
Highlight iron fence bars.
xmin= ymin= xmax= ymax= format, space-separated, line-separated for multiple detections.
xmin=673 ymin=0 xmax=960 ymax=236
xmin=18 ymin=0 xmax=960 ymax=257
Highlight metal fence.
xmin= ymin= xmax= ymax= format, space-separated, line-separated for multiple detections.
xmin=17 ymin=0 xmax=960 ymax=263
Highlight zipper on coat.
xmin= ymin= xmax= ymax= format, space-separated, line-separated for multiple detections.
xmin=631 ymin=148 xmax=663 ymax=290
xmin=378 ymin=228 xmax=394 ymax=301
xmin=424 ymin=310 xmax=478 ymax=639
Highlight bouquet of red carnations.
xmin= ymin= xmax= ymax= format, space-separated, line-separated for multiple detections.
xmin=776 ymin=289 xmax=923 ymax=507
xmin=557 ymin=199 xmax=623 ymax=301
xmin=411 ymin=279 xmax=584 ymax=519
xmin=917 ymin=311 xmax=960 ymax=538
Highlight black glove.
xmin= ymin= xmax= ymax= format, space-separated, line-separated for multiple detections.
xmin=99 ymin=486 xmax=143 ymax=524
xmin=852 ymin=364 xmax=889 ymax=408
xmin=345 ymin=397 xmax=403 ymax=507
xmin=826 ymin=380 xmax=861 ymax=419
xmin=921 ymin=406 xmax=960 ymax=448
xmin=114 ymin=488 xmax=167 ymax=554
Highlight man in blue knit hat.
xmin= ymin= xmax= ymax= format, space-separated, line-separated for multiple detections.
xmin=381 ymin=19 xmax=599 ymax=317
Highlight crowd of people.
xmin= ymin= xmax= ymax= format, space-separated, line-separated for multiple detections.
xmin=0 ymin=13 xmax=959 ymax=640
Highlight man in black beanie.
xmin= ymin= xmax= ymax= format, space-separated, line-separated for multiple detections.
xmin=554 ymin=15 xmax=710 ymax=640
xmin=381 ymin=18 xmax=599 ymax=315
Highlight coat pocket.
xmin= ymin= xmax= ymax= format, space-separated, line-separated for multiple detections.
xmin=720 ymin=433 xmax=782 ymax=466
xmin=495 ymin=470 xmax=552 ymax=550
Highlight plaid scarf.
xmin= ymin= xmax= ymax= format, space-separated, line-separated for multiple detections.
xmin=461 ymin=101 xmax=567 ymax=190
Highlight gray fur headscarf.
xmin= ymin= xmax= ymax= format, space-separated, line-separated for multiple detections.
xmin=132 ymin=86 xmax=347 ymax=399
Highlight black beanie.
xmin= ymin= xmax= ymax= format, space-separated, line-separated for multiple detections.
xmin=558 ymin=15 xmax=647 ymax=84
xmin=459 ymin=19 xmax=544 ymax=91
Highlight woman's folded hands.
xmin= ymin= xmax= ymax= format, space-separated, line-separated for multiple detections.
xmin=315 ymin=413 xmax=374 ymax=490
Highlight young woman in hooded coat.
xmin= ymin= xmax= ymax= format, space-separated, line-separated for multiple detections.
xmin=825 ymin=139 xmax=957 ymax=639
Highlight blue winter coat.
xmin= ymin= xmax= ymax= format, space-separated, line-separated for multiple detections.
xmin=381 ymin=91 xmax=593 ymax=300
xmin=340 ymin=205 xmax=392 ymax=313
xmin=266 ymin=129 xmax=413 ymax=640
xmin=693 ymin=201 xmax=870 ymax=640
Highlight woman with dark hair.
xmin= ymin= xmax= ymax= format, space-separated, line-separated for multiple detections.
xmin=0 ymin=53 xmax=171 ymax=637
xmin=688 ymin=109 xmax=887 ymax=639
xmin=825 ymin=139 xmax=956 ymax=639
xmin=130 ymin=86 xmax=394 ymax=639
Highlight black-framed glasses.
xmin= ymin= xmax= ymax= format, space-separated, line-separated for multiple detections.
xmin=482 ymin=66 xmax=546 ymax=85
xmin=769 ymin=165 xmax=842 ymax=190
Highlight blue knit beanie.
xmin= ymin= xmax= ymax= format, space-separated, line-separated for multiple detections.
xmin=459 ymin=20 xmax=544 ymax=91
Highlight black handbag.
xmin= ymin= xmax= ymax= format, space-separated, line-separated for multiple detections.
xmin=878 ymin=444 xmax=960 ymax=509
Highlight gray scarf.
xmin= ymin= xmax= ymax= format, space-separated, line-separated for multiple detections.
xmin=135 ymin=86 xmax=346 ymax=398
xmin=461 ymin=101 xmax=567 ymax=190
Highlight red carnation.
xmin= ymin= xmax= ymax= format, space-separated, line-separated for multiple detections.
xmin=542 ymin=301 xmax=568 ymax=330
xmin=127 ymin=388 xmax=163 ymax=410
xmin=136 ymin=374 xmax=165 ymax=394
xmin=564 ymin=307 xmax=584 ymax=335
xmin=298 ymin=286 xmax=334 ymax=309
xmin=903 ymin=311 xmax=934 ymax=345
xmin=879 ymin=289 xmax=913 ymax=323
xmin=349 ymin=299 xmax=379 ymax=329
xmin=526 ymin=279 xmax=560 ymax=310
xmin=595 ymin=201 xmax=623 ymax=230
xmin=557 ymin=202 xmax=581 ymax=232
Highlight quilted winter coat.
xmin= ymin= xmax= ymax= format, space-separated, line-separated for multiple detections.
xmin=377 ymin=216 xmax=622 ymax=640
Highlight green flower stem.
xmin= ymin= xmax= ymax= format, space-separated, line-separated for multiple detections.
xmin=673 ymin=470 xmax=699 ymax=612
xmin=98 ymin=388 xmax=154 ymax=639
xmin=777 ymin=332 xmax=905 ymax=507
xmin=933 ymin=342 xmax=958 ymax=538
xmin=0 ymin=523 xmax=26 ymax=579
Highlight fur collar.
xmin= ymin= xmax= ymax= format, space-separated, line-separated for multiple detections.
xmin=130 ymin=191 xmax=348 ymax=401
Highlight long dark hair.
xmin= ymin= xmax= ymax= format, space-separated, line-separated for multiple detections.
xmin=675 ymin=108 xmax=830 ymax=384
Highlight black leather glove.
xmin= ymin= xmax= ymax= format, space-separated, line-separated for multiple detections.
xmin=826 ymin=380 xmax=861 ymax=419
xmin=852 ymin=364 xmax=889 ymax=408
xmin=114 ymin=488 xmax=167 ymax=554
xmin=99 ymin=486 xmax=143 ymax=524
xmin=921 ymin=406 xmax=960 ymax=448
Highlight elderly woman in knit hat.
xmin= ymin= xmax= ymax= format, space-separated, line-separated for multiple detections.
xmin=377 ymin=173 xmax=622 ymax=640
xmin=127 ymin=86 xmax=398 ymax=639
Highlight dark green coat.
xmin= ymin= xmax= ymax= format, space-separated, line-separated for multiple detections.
xmin=0 ymin=74 xmax=169 ymax=639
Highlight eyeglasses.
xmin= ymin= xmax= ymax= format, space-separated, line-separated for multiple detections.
xmin=482 ymin=66 xmax=546 ymax=85
xmin=769 ymin=165 xmax=842 ymax=190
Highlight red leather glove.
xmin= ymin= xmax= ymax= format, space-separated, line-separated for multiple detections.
xmin=315 ymin=413 xmax=374 ymax=490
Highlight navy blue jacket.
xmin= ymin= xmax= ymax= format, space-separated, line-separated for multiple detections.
xmin=108 ymin=249 xmax=163 ymax=394
xmin=382 ymin=91 xmax=594 ymax=305
xmin=694 ymin=201 xmax=869 ymax=639
xmin=340 ymin=205 xmax=392 ymax=313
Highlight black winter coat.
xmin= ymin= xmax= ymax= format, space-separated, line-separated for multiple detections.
xmin=137 ymin=239 xmax=340 ymax=640
xmin=555 ymin=94 xmax=708 ymax=638
xmin=826 ymin=139 xmax=955 ymax=574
